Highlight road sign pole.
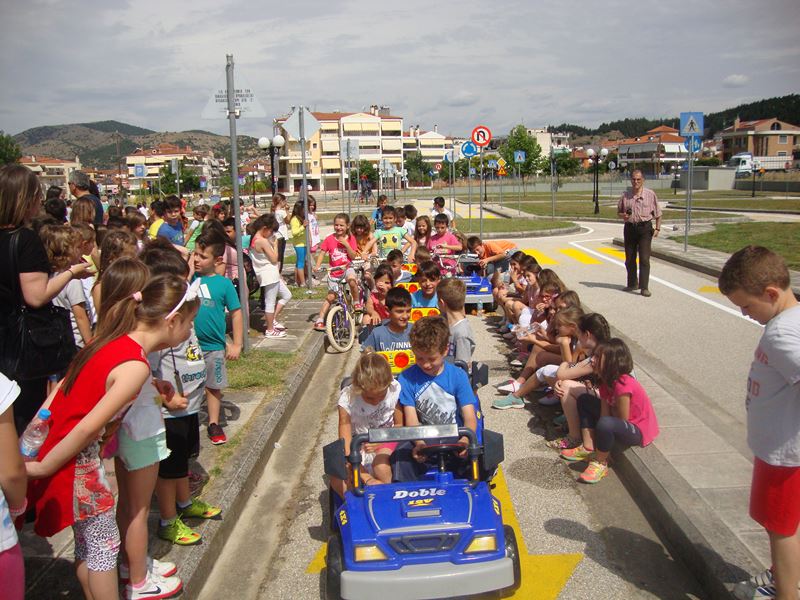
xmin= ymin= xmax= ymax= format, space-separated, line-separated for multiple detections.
xmin=299 ymin=107 xmax=312 ymax=289
xmin=550 ymin=150 xmax=556 ymax=219
xmin=684 ymin=147 xmax=693 ymax=252
xmin=468 ymin=163 xmax=472 ymax=224
xmin=517 ymin=165 xmax=521 ymax=216
xmin=225 ymin=54 xmax=249 ymax=352
xmin=479 ymin=147 xmax=484 ymax=240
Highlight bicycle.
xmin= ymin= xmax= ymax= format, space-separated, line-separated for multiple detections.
xmin=316 ymin=259 xmax=371 ymax=353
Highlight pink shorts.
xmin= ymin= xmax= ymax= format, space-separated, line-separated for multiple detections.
xmin=375 ymin=442 xmax=398 ymax=453
xmin=750 ymin=457 xmax=800 ymax=536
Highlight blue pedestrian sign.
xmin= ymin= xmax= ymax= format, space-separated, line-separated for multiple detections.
xmin=199 ymin=180 xmax=207 ymax=189
xmin=460 ymin=141 xmax=478 ymax=158
xmin=680 ymin=112 xmax=704 ymax=137
xmin=469 ymin=167 xmax=476 ymax=175
xmin=514 ymin=151 xmax=526 ymax=164
xmin=134 ymin=164 xmax=146 ymax=178
xmin=683 ymin=136 xmax=702 ymax=153
xmin=487 ymin=160 xmax=498 ymax=169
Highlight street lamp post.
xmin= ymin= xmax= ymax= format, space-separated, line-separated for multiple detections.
xmin=249 ymin=171 xmax=256 ymax=206
xmin=586 ymin=148 xmax=608 ymax=214
xmin=258 ymin=134 xmax=286 ymax=199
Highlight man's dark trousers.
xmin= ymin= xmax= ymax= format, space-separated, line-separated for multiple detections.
xmin=623 ymin=221 xmax=654 ymax=290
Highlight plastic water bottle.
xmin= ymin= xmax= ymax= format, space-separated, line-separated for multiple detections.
xmin=20 ymin=408 xmax=51 ymax=461
xmin=477 ymin=301 xmax=484 ymax=314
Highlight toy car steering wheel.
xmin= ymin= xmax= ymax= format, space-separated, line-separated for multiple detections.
xmin=418 ymin=442 xmax=467 ymax=472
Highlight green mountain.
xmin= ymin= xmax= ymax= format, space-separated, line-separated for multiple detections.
xmin=13 ymin=120 xmax=258 ymax=169
xmin=549 ymin=93 xmax=800 ymax=138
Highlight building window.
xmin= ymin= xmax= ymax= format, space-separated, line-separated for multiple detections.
xmin=777 ymin=151 xmax=787 ymax=157
xmin=770 ymin=122 xmax=782 ymax=131
xmin=313 ymin=161 xmax=318 ymax=166
xmin=779 ymin=135 xmax=788 ymax=144
xmin=312 ymin=143 xmax=318 ymax=149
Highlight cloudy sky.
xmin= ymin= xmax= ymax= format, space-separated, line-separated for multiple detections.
xmin=1 ymin=0 xmax=798 ymax=139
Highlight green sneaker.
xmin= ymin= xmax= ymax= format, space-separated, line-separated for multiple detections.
xmin=178 ymin=497 xmax=222 ymax=519
xmin=158 ymin=517 xmax=201 ymax=545
xmin=492 ymin=395 xmax=525 ymax=410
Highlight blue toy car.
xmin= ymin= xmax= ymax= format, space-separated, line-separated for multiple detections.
xmin=323 ymin=424 xmax=520 ymax=600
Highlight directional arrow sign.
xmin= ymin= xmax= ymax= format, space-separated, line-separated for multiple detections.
xmin=460 ymin=141 xmax=478 ymax=158
xmin=472 ymin=125 xmax=492 ymax=147
xmin=683 ymin=136 xmax=702 ymax=153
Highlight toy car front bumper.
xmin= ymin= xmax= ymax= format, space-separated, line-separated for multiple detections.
xmin=340 ymin=557 xmax=514 ymax=600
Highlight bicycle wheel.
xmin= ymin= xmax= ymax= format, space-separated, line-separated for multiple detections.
xmin=325 ymin=304 xmax=356 ymax=353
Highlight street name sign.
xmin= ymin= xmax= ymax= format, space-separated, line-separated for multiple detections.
xmin=201 ymin=72 xmax=266 ymax=119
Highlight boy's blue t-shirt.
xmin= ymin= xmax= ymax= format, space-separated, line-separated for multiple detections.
xmin=362 ymin=322 xmax=412 ymax=352
xmin=157 ymin=220 xmax=184 ymax=246
xmin=192 ymin=273 xmax=241 ymax=351
xmin=398 ymin=362 xmax=476 ymax=428
xmin=412 ymin=290 xmax=438 ymax=308
xmin=372 ymin=207 xmax=384 ymax=230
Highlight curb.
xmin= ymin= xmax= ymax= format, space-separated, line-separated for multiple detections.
xmin=612 ymin=237 xmax=724 ymax=279
xmin=665 ymin=203 xmax=800 ymax=216
xmin=477 ymin=224 xmax=582 ymax=240
xmin=177 ymin=330 xmax=326 ymax=598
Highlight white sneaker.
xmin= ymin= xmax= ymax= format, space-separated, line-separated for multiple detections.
xmin=264 ymin=329 xmax=287 ymax=338
xmin=119 ymin=557 xmax=177 ymax=581
xmin=125 ymin=571 xmax=182 ymax=600
xmin=732 ymin=568 xmax=800 ymax=600
xmin=272 ymin=320 xmax=286 ymax=331
xmin=497 ymin=380 xmax=522 ymax=394
xmin=509 ymin=359 xmax=523 ymax=368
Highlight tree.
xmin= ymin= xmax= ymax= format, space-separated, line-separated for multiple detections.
xmin=498 ymin=125 xmax=543 ymax=178
xmin=403 ymin=152 xmax=432 ymax=186
xmin=553 ymin=153 xmax=581 ymax=176
xmin=0 ymin=131 xmax=21 ymax=165
xmin=158 ymin=160 xmax=201 ymax=195
xmin=348 ymin=160 xmax=377 ymax=188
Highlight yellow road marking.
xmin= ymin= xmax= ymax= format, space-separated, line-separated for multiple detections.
xmin=598 ymin=247 xmax=628 ymax=261
xmin=307 ymin=467 xmax=582 ymax=599
xmin=699 ymin=285 xmax=721 ymax=294
xmin=522 ymin=249 xmax=558 ymax=265
xmin=558 ymin=248 xmax=602 ymax=265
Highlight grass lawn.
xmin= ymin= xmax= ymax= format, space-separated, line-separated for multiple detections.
xmin=691 ymin=190 xmax=800 ymax=200
xmin=227 ymin=350 xmax=298 ymax=390
xmin=673 ymin=222 xmax=800 ymax=270
xmin=456 ymin=218 xmax=574 ymax=233
xmin=669 ymin=197 xmax=800 ymax=211
xmin=513 ymin=201 xmax=729 ymax=221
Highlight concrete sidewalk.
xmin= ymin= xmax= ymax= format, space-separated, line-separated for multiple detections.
xmin=23 ymin=298 xmax=325 ymax=598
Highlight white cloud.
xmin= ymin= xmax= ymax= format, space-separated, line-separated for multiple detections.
xmin=723 ymin=74 xmax=750 ymax=88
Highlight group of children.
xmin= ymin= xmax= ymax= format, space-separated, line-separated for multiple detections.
xmin=21 ymin=200 xmax=257 ymax=599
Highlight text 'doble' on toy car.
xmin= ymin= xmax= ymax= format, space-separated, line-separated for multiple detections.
xmin=323 ymin=424 xmax=521 ymax=600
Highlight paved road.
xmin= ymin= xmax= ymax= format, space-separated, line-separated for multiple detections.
xmin=200 ymin=308 xmax=705 ymax=599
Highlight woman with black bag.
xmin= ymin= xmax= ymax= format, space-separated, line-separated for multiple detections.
xmin=0 ymin=164 xmax=91 ymax=433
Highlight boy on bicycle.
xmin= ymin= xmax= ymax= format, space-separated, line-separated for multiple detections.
xmin=313 ymin=213 xmax=360 ymax=331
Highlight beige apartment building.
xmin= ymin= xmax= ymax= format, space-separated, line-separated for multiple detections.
xmin=19 ymin=154 xmax=82 ymax=191
xmin=719 ymin=117 xmax=800 ymax=161
xmin=274 ymin=105 xmax=456 ymax=192
xmin=125 ymin=143 xmax=223 ymax=192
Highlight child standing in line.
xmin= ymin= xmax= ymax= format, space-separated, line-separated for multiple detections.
xmin=184 ymin=204 xmax=209 ymax=252
xmin=26 ymin=271 xmax=194 ymax=600
xmin=40 ymin=224 xmax=92 ymax=349
xmin=719 ymin=246 xmax=800 ymax=599
xmin=313 ymin=213 xmax=359 ymax=331
xmin=352 ymin=214 xmax=377 ymax=260
xmin=437 ymin=277 xmax=475 ymax=365
xmin=308 ymin=196 xmax=321 ymax=255
xmin=90 ymin=229 xmax=139 ymax=310
xmin=249 ymin=214 xmax=292 ymax=338
xmin=72 ymin=223 xmax=99 ymax=327
xmin=364 ymin=263 xmax=394 ymax=326
xmin=560 ymin=338 xmax=659 ymax=484
xmin=156 ymin=196 xmax=184 ymax=247
xmin=192 ymin=233 xmax=244 ymax=445
xmin=332 ymin=350 xmax=403 ymax=497
xmin=126 ymin=212 xmax=148 ymax=251
xmin=362 ymin=287 xmax=413 ymax=352
xmin=375 ymin=206 xmax=416 ymax=261
xmin=270 ymin=194 xmax=290 ymax=274
xmin=430 ymin=196 xmax=456 ymax=231
xmin=289 ymin=199 xmax=308 ymax=287
xmin=403 ymin=204 xmax=418 ymax=236
xmin=142 ymin=248 xmax=222 ymax=547
xmin=411 ymin=261 xmax=442 ymax=308
xmin=414 ymin=215 xmax=432 ymax=251
xmin=371 ymin=194 xmax=388 ymax=231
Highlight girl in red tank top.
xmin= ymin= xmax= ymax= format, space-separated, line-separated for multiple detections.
xmin=25 ymin=263 xmax=199 ymax=600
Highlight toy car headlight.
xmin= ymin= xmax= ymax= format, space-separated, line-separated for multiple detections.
xmin=354 ymin=544 xmax=388 ymax=562
xmin=465 ymin=534 xmax=497 ymax=554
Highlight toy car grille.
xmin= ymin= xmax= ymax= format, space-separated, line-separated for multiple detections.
xmin=387 ymin=533 xmax=460 ymax=554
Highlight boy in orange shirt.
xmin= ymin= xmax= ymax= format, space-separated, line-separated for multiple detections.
xmin=466 ymin=236 xmax=517 ymax=276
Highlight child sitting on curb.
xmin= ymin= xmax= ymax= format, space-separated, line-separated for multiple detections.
xmin=560 ymin=338 xmax=659 ymax=484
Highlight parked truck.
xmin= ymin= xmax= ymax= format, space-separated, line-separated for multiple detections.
xmin=726 ymin=152 xmax=792 ymax=177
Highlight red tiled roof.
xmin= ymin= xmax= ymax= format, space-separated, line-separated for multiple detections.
xmin=19 ymin=155 xmax=76 ymax=165
xmin=277 ymin=111 xmax=403 ymax=123
xmin=647 ymin=125 xmax=679 ymax=134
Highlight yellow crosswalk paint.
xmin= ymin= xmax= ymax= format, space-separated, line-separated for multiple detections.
xmin=522 ymin=249 xmax=558 ymax=265
xmin=598 ymin=247 xmax=628 ymax=261
xmin=307 ymin=467 xmax=582 ymax=599
xmin=699 ymin=285 xmax=721 ymax=294
xmin=559 ymin=248 xmax=602 ymax=265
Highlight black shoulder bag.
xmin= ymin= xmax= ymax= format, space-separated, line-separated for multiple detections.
xmin=0 ymin=229 xmax=77 ymax=381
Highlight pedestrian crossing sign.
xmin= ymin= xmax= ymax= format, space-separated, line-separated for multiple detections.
xmin=680 ymin=112 xmax=704 ymax=137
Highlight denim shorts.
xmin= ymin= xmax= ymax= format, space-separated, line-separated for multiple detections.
xmin=117 ymin=429 xmax=170 ymax=471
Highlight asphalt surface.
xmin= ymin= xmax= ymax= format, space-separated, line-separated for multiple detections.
xmin=200 ymin=307 xmax=706 ymax=599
